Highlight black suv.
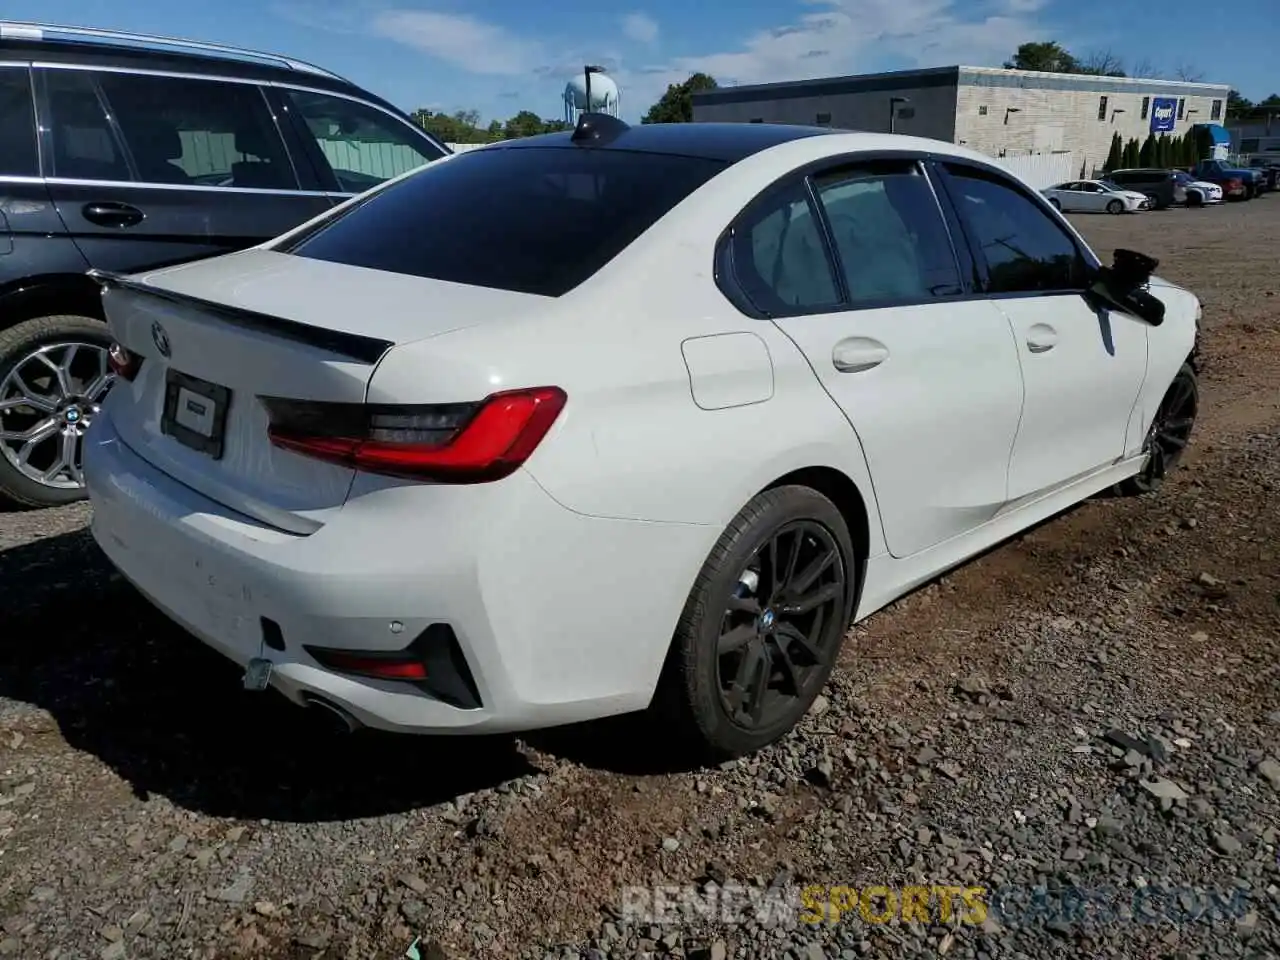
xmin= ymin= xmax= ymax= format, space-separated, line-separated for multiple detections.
xmin=0 ymin=21 xmax=449 ymax=508
xmin=1105 ymin=169 xmax=1184 ymax=209
xmin=1247 ymin=157 xmax=1280 ymax=192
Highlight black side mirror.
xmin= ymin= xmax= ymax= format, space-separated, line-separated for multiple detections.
xmin=1088 ymin=248 xmax=1165 ymax=326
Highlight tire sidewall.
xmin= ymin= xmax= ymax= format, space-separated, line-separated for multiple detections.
xmin=1124 ymin=362 xmax=1198 ymax=495
xmin=1107 ymin=199 xmax=1123 ymax=214
xmin=683 ymin=488 xmax=856 ymax=756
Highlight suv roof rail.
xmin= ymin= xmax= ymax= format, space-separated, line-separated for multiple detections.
xmin=0 ymin=20 xmax=348 ymax=82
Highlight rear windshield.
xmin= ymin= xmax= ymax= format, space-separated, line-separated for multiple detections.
xmin=281 ymin=145 xmax=728 ymax=296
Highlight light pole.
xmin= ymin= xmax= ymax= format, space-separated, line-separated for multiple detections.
xmin=889 ymin=96 xmax=910 ymax=134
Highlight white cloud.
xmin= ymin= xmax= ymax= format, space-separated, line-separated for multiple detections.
xmin=611 ymin=0 xmax=1050 ymax=114
xmin=370 ymin=9 xmax=543 ymax=76
xmin=622 ymin=12 xmax=659 ymax=44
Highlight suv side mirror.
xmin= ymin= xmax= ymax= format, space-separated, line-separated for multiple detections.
xmin=1087 ymin=248 xmax=1165 ymax=326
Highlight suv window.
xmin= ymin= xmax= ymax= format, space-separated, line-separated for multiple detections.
xmin=42 ymin=69 xmax=131 ymax=181
xmin=0 ymin=68 xmax=38 ymax=177
xmin=283 ymin=145 xmax=726 ymax=296
xmin=730 ymin=179 xmax=840 ymax=314
xmin=944 ymin=164 xmax=1089 ymax=294
xmin=285 ymin=90 xmax=445 ymax=194
xmin=812 ymin=161 xmax=961 ymax=305
xmin=96 ymin=72 xmax=295 ymax=189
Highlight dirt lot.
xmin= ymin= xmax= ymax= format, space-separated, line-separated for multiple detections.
xmin=2 ymin=198 xmax=1278 ymax=960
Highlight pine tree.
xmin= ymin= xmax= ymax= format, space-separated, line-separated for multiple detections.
xmin=1104 ymin=132 xmax=1123 ymax=171
xmin=1139 ymin=133 xmax=1156 ymax=166
xmin=1123 ymin=138 xmax=1140 ymax=167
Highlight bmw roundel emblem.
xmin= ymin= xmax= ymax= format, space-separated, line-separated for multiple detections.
xmin=151 ymin=321 xmax=171 ymax=358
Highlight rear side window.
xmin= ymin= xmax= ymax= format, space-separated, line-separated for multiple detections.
xmin=96 ymin=73 xmax=295 ymax=189
xmin=283 ymin=146 xmax=727 ymax=296
xmin=729 ymin=179 xmax=841 ymax=314
xmin=0 ymin=68 xmax=37 ymax=177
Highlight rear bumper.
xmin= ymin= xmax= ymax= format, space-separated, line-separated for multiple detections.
xmin=83 ymin=413 xmax=714 ymax=734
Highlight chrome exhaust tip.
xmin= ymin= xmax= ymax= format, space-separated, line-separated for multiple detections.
xmin=300 ymin=693 xmax=361 ymax=734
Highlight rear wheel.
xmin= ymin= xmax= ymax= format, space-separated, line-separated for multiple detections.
xmin=655 ymin=485 xmax=856 ymax=759
xmin=1118 ymin=363 xmax=1198 ymax=496
xmin=1106 ymin=199 xmax=1124 ymax=214
xmin=0 ymin=315 xmax=114 ymax=509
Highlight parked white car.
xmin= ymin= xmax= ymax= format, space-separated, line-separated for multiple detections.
xmin=82 ymin=119 xmax=1202 ymax=759
xmin=1043 ymin=179 xmax=1151 ymax=213
xmin=1171 ymin=172 xmax=1224 ymax=206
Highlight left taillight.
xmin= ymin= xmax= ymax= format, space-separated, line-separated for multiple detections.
xmin=261 ymin=386 xmax=567 ymax=483
xmin=107 ymin=342 xmax=142 ymax=381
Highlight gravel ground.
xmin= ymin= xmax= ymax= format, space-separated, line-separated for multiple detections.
xmin=2 ymin=199 xmax=1279 ymax=960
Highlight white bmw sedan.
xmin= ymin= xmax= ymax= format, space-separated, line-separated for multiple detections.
xmin=83 ymin=117 xmax=1202 ymax=759
xmin=1042 ymin=179 xmax=1151 ymax=214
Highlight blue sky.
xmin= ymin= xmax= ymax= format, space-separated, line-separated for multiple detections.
xmin=6 ymin=0 xmax=1276 ymax=123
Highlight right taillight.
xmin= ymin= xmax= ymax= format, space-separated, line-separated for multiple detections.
xmin=107 ymin=342 xmax=142 ymax=381
xmin=260 ymin=386 xmax=567 ymax=483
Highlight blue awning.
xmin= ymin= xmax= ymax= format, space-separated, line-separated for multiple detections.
xmin=1195 ymin=123 xmax=1231 ymax=145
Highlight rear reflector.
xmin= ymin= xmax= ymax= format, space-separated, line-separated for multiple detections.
xmin=261 ymin=386 xmax=566 ymax=483
xmin=107 ymin=342 xmax=142 ymax=381
xmin=306 ymin=647 xmax=429 ymax=681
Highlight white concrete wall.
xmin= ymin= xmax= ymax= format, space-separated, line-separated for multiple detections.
xmin=991 ymin=151 xmax=1078 ymax=190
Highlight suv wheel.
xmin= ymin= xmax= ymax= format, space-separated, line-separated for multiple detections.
xmin=0 ymin=315 xmax=115 ymax=509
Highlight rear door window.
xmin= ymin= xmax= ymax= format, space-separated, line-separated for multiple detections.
xmin=284 ymin=90 xmax=445 ymax=194
xmin=0 ymin=67 xmax=38 ymax=177
xmin=812 ymin=160 xmax=962 ymax=305
xmin=95 ymin=72 xmax=296 ymax=189
xmin=281 ymin=145 xmax=727 ymax=296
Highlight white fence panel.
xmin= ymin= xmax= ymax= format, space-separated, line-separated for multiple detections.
xmin=991 ymin=151 xmax=1077 ymax=190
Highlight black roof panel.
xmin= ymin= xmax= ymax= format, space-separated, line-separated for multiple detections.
xmin=494 ymin=120 xmax=840 ymax=163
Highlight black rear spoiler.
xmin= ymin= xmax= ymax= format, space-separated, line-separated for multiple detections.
xmin=88 ymin=269 xmax=393 ymax=365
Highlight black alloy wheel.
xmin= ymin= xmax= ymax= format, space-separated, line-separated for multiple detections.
xmin=656 ymin=485 xmax=856 ymax=759
xmin=1119 ymin=362 xmax=1198 ymax=495
xmin=715 ymin=518 xmax=847 ymax=729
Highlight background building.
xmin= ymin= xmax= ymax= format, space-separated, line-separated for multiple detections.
xmin=693 ymin=66 xmax=1230 ymax=181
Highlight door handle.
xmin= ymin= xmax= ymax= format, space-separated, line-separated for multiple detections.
xmin=1026 ymin=323 xmax=1058 ymax=354
xmin=82 ymin=202 xmax=144 ymax=228
xmin=832 ymin=337 xmax=889 ymax=373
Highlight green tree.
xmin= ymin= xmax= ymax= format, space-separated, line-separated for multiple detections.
xmin=1003 ymin=41 xmax=1079 ymax=73
xmin=1226 ymin=89 xmax=1253 ymax=119
xmin=1138 ymin=133 xmax=1156 ymax=166
xmin=1123 ymin=137 xmax=1140 ymax=167
xmin=1192 ymin=125 xmax=1213 ymax=162
xmin=503 ymin=110 xmax=561 ymax=139
xmin=1104 ymin=132 xmax=1123 ymax=171
xmin=412 ymin=108 xmax=569 ymax=144
xmin=1179 ymin=132 xmax=1196 ymax=166
xmin=642 ymin=72 xmax=719 ymax=123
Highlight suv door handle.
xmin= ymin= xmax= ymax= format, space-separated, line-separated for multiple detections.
xmin=82 ymin=202 xmax=144 ymax=228
xmin=832 ymin=337 xmax=889 ymax=373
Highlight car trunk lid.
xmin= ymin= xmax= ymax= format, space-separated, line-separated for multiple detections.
xmin=95 ymin=249 xmax=543 ymax=533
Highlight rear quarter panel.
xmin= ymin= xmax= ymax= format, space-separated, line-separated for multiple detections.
xmin=365 ymin=137 xmax=894 ymax=553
